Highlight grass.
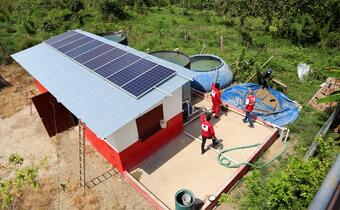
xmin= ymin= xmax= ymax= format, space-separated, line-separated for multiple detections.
xmin=107 ymin=6 xmax=336 ymax=147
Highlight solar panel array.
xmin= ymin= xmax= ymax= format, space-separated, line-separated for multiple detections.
xmin=45 ymin=30 xmax=176 ymax=98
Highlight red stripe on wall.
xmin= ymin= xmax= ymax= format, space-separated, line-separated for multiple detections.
xmin=82 ymin=122 xmax=124 ymax=172
xmin=120 ymin=112 xmax=183 ymax=171
xmin=34 ymin=78 xmax=48 ymax=93
xmin=80 ymin=112 xmax=183 ymax=173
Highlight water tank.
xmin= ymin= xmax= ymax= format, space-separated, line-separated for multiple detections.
xmin=98 ymin=32 xmax=128 ymax=45
xmin=150 ymin=51 xmax=191 ymax=102
xmin=190 ymin=54 xmax=233 ymax=92
xmin=149 ymin=51 xmax=191 ymax=69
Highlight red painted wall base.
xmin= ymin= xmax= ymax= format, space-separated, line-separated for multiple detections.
xmin=82 ymin=113 xmax=183 ymax=173
xmin=120 ymin=113 xmax=183 ymax=171
xmin=82 ymin=122 xmax=124 ymax=171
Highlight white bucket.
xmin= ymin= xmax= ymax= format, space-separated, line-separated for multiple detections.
xmin=160 ymin=119 xmax=167 ymax=128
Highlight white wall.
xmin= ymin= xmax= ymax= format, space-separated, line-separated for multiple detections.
xmin=163 ymin=88 xmax=182 ymax=121
xmin=105 ymin=120 xmax=139 ymax=152
xmin=106 ymin=87 xmax=182 ymax=152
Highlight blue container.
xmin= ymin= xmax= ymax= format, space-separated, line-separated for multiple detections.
xmin=190 ymin=54 xmax=233 ymax=92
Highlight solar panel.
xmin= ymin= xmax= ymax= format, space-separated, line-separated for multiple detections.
xmin=95 ymin=53 xmax=140 ymax=78
xmin=57 ymin=36 xmax=94 ymax=53
xmin=107 ymin=59 xmax=157 ymax=86
xmin=45 ymin=30 xmax=177 ymax=98
xmin=122 ymin=65 xmax=175 ymax=97
xmin=83 ymin=48 xmax=126 ymax=70
xmin=66 ymin=40 xmax=102 ymax=58
xmin=51 ymin=33 xmax=85 ymax=48
xmin=74 ymin=44 xmax=114 ymax=64
xmin=45 ymin=31 xmax=78 ymax=45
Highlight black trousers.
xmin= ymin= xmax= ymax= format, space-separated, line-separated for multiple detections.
xmin=201 ymin=136 xmax=217 ymax=152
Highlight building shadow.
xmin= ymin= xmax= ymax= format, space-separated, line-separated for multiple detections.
xmin=133 ymin=133 xmax=195 ymax=174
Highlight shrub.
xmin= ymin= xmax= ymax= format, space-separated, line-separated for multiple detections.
xmin=1 ymin=154 xmax=40 ymax=209
xmin=69 ymin=0 xmax=85 ymax=13
xmin=325 ymin=32 xmax=340 ymax=48
xmin=218 ymin=136 xmax=338 ymax=209
xmin=98 ymin=0 xmax=126 ymax=21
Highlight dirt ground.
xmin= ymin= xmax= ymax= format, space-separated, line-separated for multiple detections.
xmin=0 ymin=64 xmax=37 ymax=119
xmin=0 ymin=106 xmax=156 ymax=210
xmin=0 ymin=64 xmax=155 ymax=210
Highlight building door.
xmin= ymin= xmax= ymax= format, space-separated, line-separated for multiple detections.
xmin=136 ymin=104 xmax=164 ymax=141
xmin=32 ymin=92 xmax=77 ymax=137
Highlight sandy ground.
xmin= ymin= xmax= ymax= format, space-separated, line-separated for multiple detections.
xmin=131 ymin=133 xmax=240 ymax=209
xmin=130 ymin=111 xmax=276 ymax=209
xmin=0 ymin=64 xmax=37 ymax=119
xmin=0 ymin=64 xmax=155 ymax=210
xmin=0 ymin=106 xmax=156 ymax=210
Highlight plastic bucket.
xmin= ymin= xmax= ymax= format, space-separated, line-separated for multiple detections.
xmin=175 ymin=189 xmax=195 ymax=210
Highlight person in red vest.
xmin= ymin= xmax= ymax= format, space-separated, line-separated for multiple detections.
xmin=200 ymin=113 xmax=218 ymax=154
xmin=243 ymin=89 xmax=256 ymax=128
xmin=211 ymin=83 xmax=222 ymax=118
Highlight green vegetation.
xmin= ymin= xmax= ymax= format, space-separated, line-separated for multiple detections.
xmin=0 ymin=154 xmax=40 ymax=209
xmin=0 ymin=0 xmax=339 ymax=209
xmin=218 ymin=136 xmax=338 ymax=209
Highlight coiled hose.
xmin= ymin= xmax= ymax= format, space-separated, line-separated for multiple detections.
xmin=218 ymin=142 xmax=288 ymax=169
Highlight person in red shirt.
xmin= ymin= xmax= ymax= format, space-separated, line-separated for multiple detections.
xmin=243 ymin=90 xmax=256 ymax=128
xmin=211 ymin=83 xmax=222 ymax=118
xmin=200 ymin=113 xmax=218 ymax=154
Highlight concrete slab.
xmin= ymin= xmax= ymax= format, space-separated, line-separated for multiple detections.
xmin=184 ymin=111 xmax=275 ymax=162
xmin=129 ymin=110 xmax=277 ymax=209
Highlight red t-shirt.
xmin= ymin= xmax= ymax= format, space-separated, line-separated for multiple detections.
xmin=211 ymin=83 xmax=222 ymax=104
xmin=245 ymin=95 xmax=256 ymax=112
xmin=200 ymin=114 xmax=215 ymax=137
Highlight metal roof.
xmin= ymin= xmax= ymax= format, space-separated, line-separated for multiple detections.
xmin=12 ymin=29 xmax=194 ymax=139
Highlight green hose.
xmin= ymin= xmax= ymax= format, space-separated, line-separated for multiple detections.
xmin=218 ymin=142 xmax=288 ymax=169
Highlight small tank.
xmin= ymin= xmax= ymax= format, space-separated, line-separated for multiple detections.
xmin=97 ymin=32 xmax=128 ymax=45
xmin=150 ymin=50 xmax=192 ymax=103
xmin=149 ymin=51 xmax=191 ymax=69
xmin=190 ymin=54 xmax=233 ymax=92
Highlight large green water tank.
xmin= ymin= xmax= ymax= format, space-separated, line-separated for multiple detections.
xmin=149 ymin=51 xmax=191 ymax=69
xmin=97 ymin=32 xmax=128 ymax=45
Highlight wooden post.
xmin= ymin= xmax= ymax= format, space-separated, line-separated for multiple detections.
xmin=220 ymin=36 xmax=224 ymax=52
xmin=79 ymin=122 xmax=86 ymax=189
